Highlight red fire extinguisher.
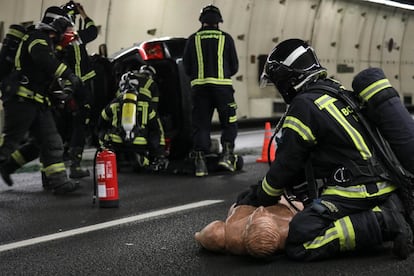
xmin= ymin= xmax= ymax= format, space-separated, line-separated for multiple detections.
xmin=93 ymin=148 xmax=119 ymax=208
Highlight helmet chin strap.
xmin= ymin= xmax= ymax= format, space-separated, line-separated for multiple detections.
xmin=293 ymin=69 xmax=327 ymax=91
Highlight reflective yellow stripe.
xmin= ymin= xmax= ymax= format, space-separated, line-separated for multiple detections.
xmin=132 ymin=137 xmax=147 ymax=145
xmin=109 ymin=103 xmax=119 ymax=127
xmin=261 ymin=176 xmax=284 ymax=197
xmin=304 ymin=216 xmax=355 ymax=251
xmin=43 ymin=162 xmax=66 ymax=176
xmin=15 ymin=34 xmax=29 ymax=69
xmin=109 ymin=134 xmax=123 ymax=143
xmin=85 ymin=20 xmax=95 ymax=29
xmin=335 ymin=216 xmax=356 ymax=251
xmin=81 ymin=70 xmax=96 ymax=81
xmin=55 ymin=63 xmax=68 ymax=77
xmin=315 ymin=95 xmax=371 ymax=160
xmin=139 ymin=101 xmax=149 ymax=125
xmin=229 ymin=115 xmax=237 ymax=123
xmin=140 ymin=87 xmax=152 ymax=99
xmin=16 ymin=86 xmax=50 ymax=105
xmin=143 ymin=78 xmax=153 ymax=90
xmin=304 ymin=227 xmax=338 ymax=249
xmin=321 ymin=181 xmax=397 ymax=198
xmin=191 ymin=78 xmax=233 ymax=86
xmin=8 ymin=28 xmax=25 ymax=39
xmin=359 ymin=79 xmax=392 ymax=102
xmin=149 ymin=109 xmax=156 ymax=120
xmin=195 ymin=34 xmax=204 ymax=80
xmin=283 ymin=116 xmax=316 ymax=143
xmin=217 ymin=34 xmax=225 ymax=79
xmin=11 ymin=150 xmax=26 ymax=165
xmin=28 ymin=39 xmax=48 ymax=53
xmin=157 ymin=118 xmax=166 ymax=145
xmin=74 ymin=44 xmax=82 ymax=76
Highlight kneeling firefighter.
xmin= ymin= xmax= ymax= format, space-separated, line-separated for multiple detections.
xmin=235 ymin=38 xmax=413 ymax=261
xmin=98 ymin=71 xmax=168 ymax=172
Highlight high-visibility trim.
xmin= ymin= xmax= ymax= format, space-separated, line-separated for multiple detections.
xmin=359 ymin=79 xmax=392 ymax=102
xmin=157 ymin=118 xmax=166 ymax=145
xmin=55 ymin=63 xmax=68 ymax=77
xmin=28 ymin=39 xmax=47 ymax=53
xmin=228 ymin=115 xmax=237 ymax=123
xmin=315 ymin=94 xmax=371 ymax=160
xmin=16 ymin=86 xmax=50 ymax=105
xmin=321 ymin=181 xmax=397 ymax=198
xmin=191 ymin=78 xmax=233 ymax=86
xmin=43 ymin=163 xmax=66 ymax=176
xmin=335 ymin=216 xmax=356 ymax=251
xmin=14 ymin=34 xmax=29 ymax=70
xmin=74 ymin=44 xmax=81 ymax=76
xmin=11 ymin=150 xmax=26 ymax=166
xmin=217 ymin=35 xmax=225 ymax=79
xmin=81 ymin=70 xmax=96 ymax=81
xmin=139 ymin=87 xmax=152 ymax=99
xmin=143 ymin=78 xmax=153 ymax=90
xmin=195 ymin=34 xmax=204 ymax=80
xmin=108 ymin=134 xmax=123 ymax=143
xmin=283 ymin=116 xmax=316 ymax=143
xmin=139 ymin=101 xmax=149 ymax=125
xmin=8 ymin=28 xmax=25 ymax=39
xmin=132 ymin=137 xmax=147 ymax=145
xmin=85 ymin=21 xmax=95 ymax=29
xmin=261 ymin=177 xmax=284 ymax=197
xmin=304 ymin=227 xmax=338 ymax=249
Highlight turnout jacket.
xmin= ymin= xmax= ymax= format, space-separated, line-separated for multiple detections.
xmin=60 ymin=17 xmax=97 ymax=82
xmin=99 ymin=85 xmax=165 ymax=157
xmin=183 ymin=25 xmax=238 ymax=88
xmin=259 ymin=78 xmax=397 ymax=202
xmin=14 ymin=29 xmax=73 ymax=104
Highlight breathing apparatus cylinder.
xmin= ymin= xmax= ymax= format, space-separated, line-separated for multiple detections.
xmin=121 ymin=92 xmax=137 ymax=141
xmin=95 ymin=148 xmax=119 ymax=208
xmin=352 ymin=67 xmax=414 ymax=173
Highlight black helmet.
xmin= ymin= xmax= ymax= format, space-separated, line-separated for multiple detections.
xmin=119 ymin=71 xmax=140 ymax=93
xmin=260 ymin=39 xmax=326 ymax=104
xmin=61 ymin=1 xmax=79 ymax=24
xmin=38 ymin=6 xmax=73 ymax=37
xmin=199 ymin=5 xmax=223 ymax=24
xmin=139 ymin=65 xmax=156 ymax=79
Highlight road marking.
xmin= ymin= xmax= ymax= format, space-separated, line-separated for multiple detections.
xmin=0 ymin=199 xmax=223 ymax=253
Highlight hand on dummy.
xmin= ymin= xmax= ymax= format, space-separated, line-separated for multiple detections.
xmin=236 ymin=182 xmax=279 ymax=207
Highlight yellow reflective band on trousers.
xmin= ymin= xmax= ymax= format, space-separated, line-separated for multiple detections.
xmin=359 ymin=79 xmax=392 ymax=102
xmin=283 ymin=116 xmax=316 ymax=143
xmin=321 ymin=181 xmax=397 ymax=198
xmin=304 ymin=216 xmax=355 ymax=251
xmin=315 ymin=95 xmax=371 ymax=160
xmin=261 ymin=176 xmax=284 ymax=197
xmin=11 ymin=150 xmax=26 ymax=166
xmin=43 ymin=162 xmax=66 ymax=176
xmin=192 ymin=30 xmax=232 ymax=87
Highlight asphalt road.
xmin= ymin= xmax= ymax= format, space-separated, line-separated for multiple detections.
xmin=1 ymin=131 xmax=414 ymax=275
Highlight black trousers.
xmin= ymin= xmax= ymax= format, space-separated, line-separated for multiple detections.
xmin=191 ymin=86 xmax=237 ymax=152
xmin=285 ymin=192 xmax=393 ymax=261
xmin=0 ymin=97 xmax=63 ymax=168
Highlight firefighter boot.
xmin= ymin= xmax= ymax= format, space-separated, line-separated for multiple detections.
xmin=194 ymin=151 xmax=208 ymax=177
xmin=0 ymin=157 xmax=21 ymax=186
xmin=68 ymin=147 xmax=90 ymax=179
xmin=375 ymin=194 xmax=414 ymax=259
xmin=47 ymin=171 xmax=80 ymax=195
xmin=218 ymin=143 xmax=236 ymax=172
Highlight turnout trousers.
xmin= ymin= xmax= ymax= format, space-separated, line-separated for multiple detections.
xmin=285 ymin=185 xmax=396 ymax=261
xmin=192 ymin=86 xmax=237 ymax=152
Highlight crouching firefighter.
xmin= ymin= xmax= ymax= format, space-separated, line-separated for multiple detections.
xmin=235 ymin=38 xmax=413 ymax=261
xmin=98 ymin=71 xmax=168 ymax=172
xmin=0 ymin=6 xmax=82 ymax=194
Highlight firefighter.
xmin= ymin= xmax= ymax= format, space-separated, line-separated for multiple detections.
xmin=182 ymin=4 xmax=239 ymax=177
xmin=236 ymin=39 xmax=413 ymax=260
xmin=98 ymin=71 xmax=168 ymax=172
xmin=58 ymin=1 xmax=98 ymax=179
xmin=0 ymin=6 xmax=81 ymax=194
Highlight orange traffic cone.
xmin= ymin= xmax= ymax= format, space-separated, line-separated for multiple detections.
xmin=256 ymin=122 xmax=276 ymax=163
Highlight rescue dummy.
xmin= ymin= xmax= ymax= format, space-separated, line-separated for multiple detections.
xmin=194 ymin=197 xmax=303 ymax=258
